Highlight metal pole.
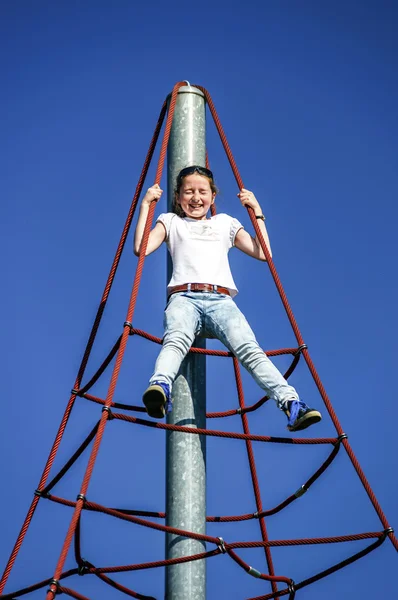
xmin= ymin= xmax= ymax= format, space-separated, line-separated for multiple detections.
xmin=165 ymin=84 xmax=207 ymax=599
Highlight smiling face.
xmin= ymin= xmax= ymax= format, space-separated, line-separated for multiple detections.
xmin=176 ymin=173 xmax=216 ymax=220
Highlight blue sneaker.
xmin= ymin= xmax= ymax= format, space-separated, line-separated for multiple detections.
xmin=284 ymin=400 xmax=322 ymax=432
xmin=143 ymin=382 xmax=172 ymax=418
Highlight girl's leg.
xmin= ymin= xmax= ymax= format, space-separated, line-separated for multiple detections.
xmin=149 ymin=293 xmax=201 ymax=389
xmin=205 ymin=295 xmax=298 ymax=410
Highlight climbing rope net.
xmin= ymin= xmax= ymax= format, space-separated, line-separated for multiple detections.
xmin=1 ymin=82 xmax=396 ymax=600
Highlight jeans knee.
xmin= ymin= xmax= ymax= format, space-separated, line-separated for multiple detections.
xmin=163 ymin=329 xmax=194 ymax=355
xmin=235 ymin=342 xmax=265 ymax=368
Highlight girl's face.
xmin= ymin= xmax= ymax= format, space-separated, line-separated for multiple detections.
xmin=177 ymin=174 xmax=216 ymax=220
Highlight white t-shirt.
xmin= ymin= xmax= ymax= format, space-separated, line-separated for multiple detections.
xmin=157 ymin=213 xmax=243 ymax=297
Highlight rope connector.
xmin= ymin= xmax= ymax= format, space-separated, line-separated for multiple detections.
xmin=294 ymin=485 xmax=307 ymax=498
xmin=384 ymin=527 xmax=394 ymax=534
xmin=124 ymin=321 xmax=132 ymax=330
xmin=337 ymin=433 xmax=348 ymax=442
xmin=78 ymin=559 xmax=89 ymax=576
xmin=47 ymin=579 xmax=60 ymax=594
xmin=34 ymin=489 xmax=47 ymax=498
xmin=288 ymin=580 xmax=296 ymax=598
xmin=253 ymin=511 xmax=259 ymax=519
xmin=71 ymin=388 xmax=80 ymax=396
xmin=102 ymin=405 xmax=114 ymax=419
xmin=217 ymin=537 xmax=227 ymax=553
xmin=76 ymin=494 xmax=86 ymax=504
xmin=294 ymin=344 xmax=308 ymax=356
xmin=236 ymin=407 xmax=242 ymax=414
xmin=248 ymin=566 xmax=261 ymax=578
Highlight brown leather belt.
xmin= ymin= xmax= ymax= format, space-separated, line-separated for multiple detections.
xmin=168 ymin=283 xmax=231 ymax=298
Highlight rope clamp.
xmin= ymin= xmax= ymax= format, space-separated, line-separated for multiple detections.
xmin=217 ymin=537 xmax=227 ymax=553
xmin=337 ymin=433 xmax=348 ymax=442
xmin=248 ymin=566 xmax=261 ymax=578
xmin=71 ymin=388 xmax=80 ymax=396
xmin=288 ymin=580 xmax=296 ymax=597
xmin=78 ymin=559 xmax=89 ymax=576
xmin=124 ymin=321 xmax=133 ymax=330
xmin=385 ymin=527 xmax=394 ymax=534
xmin=34 ymin=489 xmax=47 ymax=498
xmin=102 ymin=406 xmax=114 ymax=419
xmin=294 ymin=344 xmax=308 ymax=356
xmin=236 ymin=407 xmax=242 ymax=414
xmin=76 ymin=494 xmax=86 ymax=504
xmin=253 ymin=511 xmax=259 ymax=519
xmin=294 ymin=485 xmax=307 ymax=498
xmin=47 ymin=579 xmax=60 ymax=594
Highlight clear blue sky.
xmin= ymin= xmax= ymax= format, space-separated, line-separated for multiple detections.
xmin=1 ymin=1 xmax=397 ymax=598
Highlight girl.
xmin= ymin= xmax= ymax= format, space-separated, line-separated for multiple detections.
xmin=134 ymin=166 xmax=321 ymax=432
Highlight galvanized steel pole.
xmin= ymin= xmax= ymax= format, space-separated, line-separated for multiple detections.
xmin=165 ymin=84 xmax=207 ymax=599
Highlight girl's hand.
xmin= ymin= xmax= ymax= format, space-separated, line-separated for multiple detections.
xmin=143 ymin=184 xmax=163 ymax=205
xmin=237 ymin=188 xmax=262 ymax=213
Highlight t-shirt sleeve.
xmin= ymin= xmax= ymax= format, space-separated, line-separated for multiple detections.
xmin=230 ymin=216 xmax=244 ymax=246
xmin=156 ymin=213 xmax=175 ymax=241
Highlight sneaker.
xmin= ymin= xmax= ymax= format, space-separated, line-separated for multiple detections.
xmin=143 ymin=382 xmax=172 ymax=419
xmin=284 ymin=400 xmax=322 ymax=432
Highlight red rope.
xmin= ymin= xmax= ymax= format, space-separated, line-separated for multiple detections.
xmin=57 ymin=588 xmax=90 ymax=600
xmin=111 ymin=411 xmax=337 ymax=444
xmin=233 ymin=357 xmax=279 ymax=596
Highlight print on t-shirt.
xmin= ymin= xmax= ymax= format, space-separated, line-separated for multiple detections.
xmin=187 ymin=220 xmax=221 ymax=241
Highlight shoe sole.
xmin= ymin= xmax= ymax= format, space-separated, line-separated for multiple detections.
xmin=287 ymin=410 xmax=322 ymax=432
xmin=143 ymin=386 xmax=166 ymax=419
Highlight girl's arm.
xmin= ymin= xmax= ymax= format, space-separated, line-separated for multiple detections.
xmin=134 ymin=184 xmax=167 ymax=256
xmin=234 ymin=188 xmax=272 ymax=261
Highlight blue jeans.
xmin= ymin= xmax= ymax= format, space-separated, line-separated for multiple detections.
xmin=149 ymin=292 xmax=299 ymax=410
